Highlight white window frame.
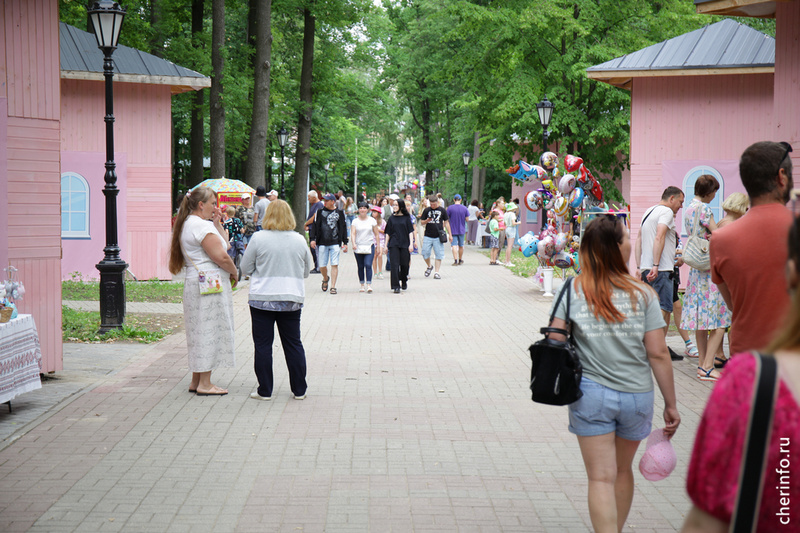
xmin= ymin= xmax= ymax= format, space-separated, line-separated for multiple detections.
xmin=680 ymin=166 xmax=724 ymax=237
xmin=61 ymin=172 xmax=90 ymax=239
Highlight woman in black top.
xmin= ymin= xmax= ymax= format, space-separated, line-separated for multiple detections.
xmin=383 ymin=198 xmax=416 ymax=293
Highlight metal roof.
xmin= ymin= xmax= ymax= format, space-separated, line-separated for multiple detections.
xmin=60 ymin=22 xmax=210 ymax=92
xmin=586 ymin=19 xmax=774 ymax=89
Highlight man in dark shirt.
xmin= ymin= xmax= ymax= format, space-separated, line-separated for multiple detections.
xmin=420 ymin=194 xmax=451 ymax=279
xmin=304 ymin=191 xmax=324 ymax=273
xmin=310 ymin=193 xmax=348 ymax=294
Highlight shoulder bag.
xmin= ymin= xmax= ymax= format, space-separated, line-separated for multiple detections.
xmin=528 ymin=278 xmax=584 ymax=405
xmin=182 ymin=242 xmax=225 ymax=296
xmin=683 ymin=205 xmax=711 ymax=271
xmin=730 ymin=352 xmax=778 ymax=533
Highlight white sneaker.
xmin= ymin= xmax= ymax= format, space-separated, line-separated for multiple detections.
xmin=378 ymin=272 xmax=384 ymax=280
xmin=294 ymin=394 xmax=306 ymax=400
xmin=250 ymin=392 xmax=271 ymax=401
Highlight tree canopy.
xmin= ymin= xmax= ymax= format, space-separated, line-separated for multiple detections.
xmin=59 ymin=0 xmax=775 ymax=209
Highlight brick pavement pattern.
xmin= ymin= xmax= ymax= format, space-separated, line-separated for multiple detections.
xmin=0 ymin=245 xmax=712 ymax=532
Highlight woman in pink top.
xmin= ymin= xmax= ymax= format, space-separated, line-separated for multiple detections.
xmin=683 ymin=215 xmax=800 ymax=532
xmin=371 ymin=207 xmax=386 ymax=280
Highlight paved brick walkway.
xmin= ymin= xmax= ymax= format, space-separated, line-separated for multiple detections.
xmin=0 ymin=245 xmax=713 ymax=532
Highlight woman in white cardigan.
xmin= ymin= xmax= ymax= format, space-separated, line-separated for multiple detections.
xmin=241 ymin=200 xmax=313 ymax=401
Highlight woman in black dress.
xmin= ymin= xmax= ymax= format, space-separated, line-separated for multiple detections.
xmin=383 ymin=198 xmax=416 ymax=293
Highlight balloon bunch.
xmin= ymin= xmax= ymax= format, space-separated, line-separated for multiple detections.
xmin=511 ymin=152 xmax=606 ymax=271
xmin=410 ymin=179 xmax=420 ymax=190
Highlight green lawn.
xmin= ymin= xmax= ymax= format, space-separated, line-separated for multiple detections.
xmin=62 ymin=273 xmax=183 ymax=303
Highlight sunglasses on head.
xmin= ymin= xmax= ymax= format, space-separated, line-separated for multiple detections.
xmin=779 ymin=141 xmax=793 ymax=169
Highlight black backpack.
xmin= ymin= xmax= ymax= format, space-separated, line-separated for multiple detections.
xmin=529 ymin=278 xmax=584 ymax=406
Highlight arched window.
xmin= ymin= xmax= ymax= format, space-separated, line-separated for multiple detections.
xmin=680 ymin=166 xmax=724 ymax=237
xmin=61 ymin=172 xmax=90 ymax=238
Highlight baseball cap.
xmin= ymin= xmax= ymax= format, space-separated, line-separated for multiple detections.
xmin=370 ymin=205 xmax=382 ymax=213
xmin=241 ymin=193 xmax=251 ymax=199
xmin=267 ymin=189 xmax=278 ymax=197
xmin=388 ymin=193 xmax=400 ymax=200
xmin=255 ymin=186 xmax=266 ymax=196
xmin=323 ymin=193 xmax=337 ymax=201
xmin=638 ymin=429 xmax=677 ymax=481
xmin=453 ymin=194 xmax=462 ymax=200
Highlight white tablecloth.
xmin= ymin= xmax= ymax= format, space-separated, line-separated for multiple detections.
xmin=0 ymin=314 xmax=43 ymax=404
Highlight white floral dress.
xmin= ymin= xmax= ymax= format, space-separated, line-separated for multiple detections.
xmin=680 ymin=200 xmax=731 ymax=331
xmin=181 ymin=215 xmax=236 ymax=372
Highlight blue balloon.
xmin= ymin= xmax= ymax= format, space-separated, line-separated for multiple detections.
xmin=517 ymin=231 xmax=539 ymax=257
xmin=569 ymin=187 xmax=585 ymax=208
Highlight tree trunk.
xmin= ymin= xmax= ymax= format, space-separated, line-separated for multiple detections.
xmin=189 ymin=0 xmax=205 ymax=186
xmin=243 ymin=0 xmax=272 ymax=189
xmin=149 ymin=0 xmax=163 ymax=57
xmin=210 ymin=0 xmax=226 ymax=179
xmin=292 ymin=8 xmax=315 ymax=232
xmin=471 ymin=131 xmax=481 ymax=203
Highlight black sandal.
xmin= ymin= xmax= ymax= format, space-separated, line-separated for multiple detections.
xmin=329 ymin=288 xmax=337 ymax=294
xmin=322 ymin=277 xmax=329 ymax=291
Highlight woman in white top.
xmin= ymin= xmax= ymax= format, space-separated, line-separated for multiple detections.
xmin=168 ymin=186 xmax=238 ymax=396
xmin=350 ymin=201 xmax=380 ymax=293
xmin=467 ymin=200 xmax=480 ymax=245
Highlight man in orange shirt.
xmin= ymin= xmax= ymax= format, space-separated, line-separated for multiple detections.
xmin=710 ymin=141 xmax=794 ymax=355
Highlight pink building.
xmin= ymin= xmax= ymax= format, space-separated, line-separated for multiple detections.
xmin=59 ymin=22 xmax=209 ymax=281
xmin=1 ymin=2 xmax=209 ymax=373
xmin=1 ymin=0 xmax=63 ymax=372
xmin=587 ymin=3 xmax=799 ymax=274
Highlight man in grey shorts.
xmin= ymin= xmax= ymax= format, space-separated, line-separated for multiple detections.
xmin=634 ymin=186 xmax=685 ymax=359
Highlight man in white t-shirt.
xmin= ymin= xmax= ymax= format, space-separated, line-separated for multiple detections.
xmin=634 ymin=186 xmax=684 ymax=330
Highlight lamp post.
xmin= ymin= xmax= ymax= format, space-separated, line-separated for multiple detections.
xmin=324 ymin=162 xmax=330 ymax=193
xmin=277 ymin=126 xmax=289 ymax=199
xmin=462 ymin=152 xmax=471 ymax=198
xmin=536 ymin=95 xmax=555 ymax=231
xmin=536 ymin=94 xmax=555 ymax=153
xmin=432 ymin=168 xmax=440 ymax=193
xmin=89 ymin=1 xmax=127 ymax=333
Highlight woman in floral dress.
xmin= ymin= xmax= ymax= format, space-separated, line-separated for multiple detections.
xmin=680 ymin=175 xmax=730 ymax=382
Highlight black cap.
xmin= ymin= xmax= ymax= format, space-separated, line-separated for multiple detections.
xmin=255 ymin=186 xmax=266 ymax=196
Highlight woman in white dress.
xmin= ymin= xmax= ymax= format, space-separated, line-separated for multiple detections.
xmin=168 ymin=186 xmax=238 ymax=396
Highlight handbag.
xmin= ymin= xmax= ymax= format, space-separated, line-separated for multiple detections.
xmin=683 ymin=206 xmax=710 ymax=271
xmin=183 ymin=243 xmax=225 ymax=296
xmin=528 ymin=278 xmax=584 ymax=406
xmin=355 ymin=243 xmax=373 ymax=254
xmin=730 ymin=352 xmax=778 ymax=533
xmin=438 ymin=226 xmax=448 ymax=243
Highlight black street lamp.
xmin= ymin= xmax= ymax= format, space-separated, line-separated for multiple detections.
xmin=462 ymin=152 xmax=471 ymax=198
xmin=324 ymin=162 xmax=330 ymax=193
xmin=89 ymin=0 xmax=127 ymax=333
xmin=277 ymin=126 xmax=289 ymax=199
xmin=536 ymin=94 xmax=555 ymax=152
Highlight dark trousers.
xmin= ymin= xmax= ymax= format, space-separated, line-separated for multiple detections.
xmin=388 ymin=247 xmax=410 ymax=290
xmin=309 ymin=244 xmax=318 ymax=270
xmin=354 ymin=245 xmax=375 ymax=283
xmin=250 ymin=306 xmax=307 ymax=397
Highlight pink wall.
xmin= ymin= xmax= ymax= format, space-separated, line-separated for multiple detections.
xmin=628 ymin=73 xmax=775 ymax=275
xmin=60 ymin=79 xmax=174 ymax=280
xmin=774 ymin=1 xmax=800 ymax=170
xmin=1 ymin=0 xmax=63 ymax=372
xmin=60 ymin=151 xmax=127 ymax=280
xmin=0 ymin=99 xmax=7 ymax=271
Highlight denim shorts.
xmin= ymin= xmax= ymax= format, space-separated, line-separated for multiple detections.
xmin=641 ymin=270 xmax=673 ymax=312
xmin=451 ymin=234 xmax=465 ymax=247
xmin=317 ymin=244 xmax=340 ymax=267
xmin=568 ymin=377 xmax=654 ymax=441
xmin=422 ymin=236 xmax=444 ymax=260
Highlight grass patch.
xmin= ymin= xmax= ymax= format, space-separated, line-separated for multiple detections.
xmin=62 ymin=306 xmax=179 ymax=343
xmin=62 ymin=273 xmax=183 ymax=303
